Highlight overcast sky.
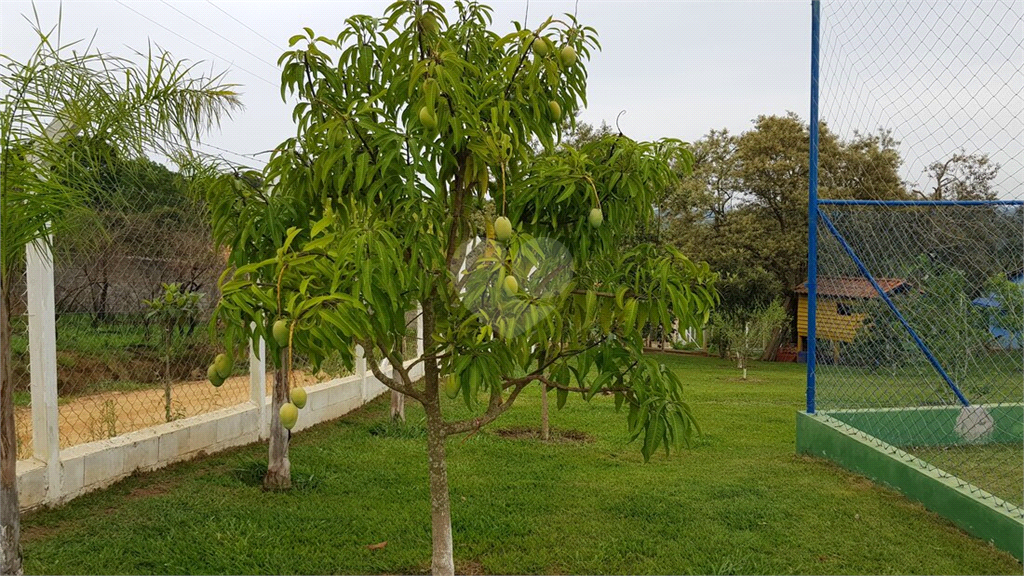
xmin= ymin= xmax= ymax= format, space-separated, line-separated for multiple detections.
xmin=2 ymin=1 xmax=1020 ymax=197
xmin=1 ymin=1 xmax=812 ymax=164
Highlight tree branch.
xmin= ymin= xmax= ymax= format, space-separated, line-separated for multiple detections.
xmin=443 ymin=381 xmax=529 ymax=436
xmin=361 ymin=340 xmax=424 ymax=401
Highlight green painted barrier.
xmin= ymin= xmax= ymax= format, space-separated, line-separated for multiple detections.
xmin=797 ymin=411 xmax=1023 ymax=562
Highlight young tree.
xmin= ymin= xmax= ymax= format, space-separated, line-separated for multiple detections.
xmin=144 ymin=283 xmax=204 ymax=422
xmin=209 ymin=3 xmax=716 ymax=574
xmin=0 ymin=21 xmax=238 ymax=574
xmin=206 ymin=167 xmax=305 ymax=490
xmin=715 ymin=301 xmax=788 ymax=380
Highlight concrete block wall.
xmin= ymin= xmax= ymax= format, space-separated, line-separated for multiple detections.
xmin=17 ymin=306 xmax=425 ymax=511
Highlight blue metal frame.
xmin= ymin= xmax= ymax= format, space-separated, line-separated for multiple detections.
xmin=820 ymin=199 xmax=1024 ymax=207
xmin=807 ymin=0 xmax=821 ymax=414
xmin=818 ymin=211 xmax=971 ymax=407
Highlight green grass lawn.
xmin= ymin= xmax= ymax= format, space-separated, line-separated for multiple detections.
xmin=20 ymin=354 xmax=1021 ymax=575
xmin=911 ymin=443 xmax=1023 ymax=508
xmin=816 ymin=353 xmax=1022 ymax=410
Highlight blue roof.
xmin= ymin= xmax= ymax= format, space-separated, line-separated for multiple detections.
xmin=972 ymin=296 xmax=1001 ymax=308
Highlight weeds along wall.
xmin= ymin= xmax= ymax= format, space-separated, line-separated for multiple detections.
xmin=804 ymin=0 xmax=1023 ymax=524
xmin=13 ymin=169 xmax=423 ymax=509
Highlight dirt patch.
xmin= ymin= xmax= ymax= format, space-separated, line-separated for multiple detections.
xmin=456 ymin=560 xmax=486 ymax=575
xmin=494 ymin=426 xmax=595 ymax=444
xmin=15 ymin=369 xmax=327 ymax=451
xmin=21 ymin=522 xmax=67 ymax=544
xmin=127 ymin=481 xmax=176 ymax=499
xmin=718 ymin=376 xmax=767 ymax=383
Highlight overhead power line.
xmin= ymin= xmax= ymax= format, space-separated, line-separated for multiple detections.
xmin=159 ymin=0 xmax=280 ymax=74
xmin=205 ymin=0 xmax=283 ymax=53
xmin=114 ymin=0 xmax=278 ymax=89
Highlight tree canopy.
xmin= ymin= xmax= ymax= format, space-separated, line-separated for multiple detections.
xmin=663 ymin=113 xmax=910 ymax=319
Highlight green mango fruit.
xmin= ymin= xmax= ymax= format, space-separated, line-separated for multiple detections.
xmin=532 ymin=36 xmax=549 ymax=57
xmin=214 ymin=353 xmax=232 ymax=379
xmin=272 ymin=319 xmax=289 ymax=347
xmin=504 ymin=275 xmax=519 ymax=295
xmin=419 ymin=106 xmax=437 ymax=129
xmin=588 ymin=207 xmax=604 ymax=228
xmin=207 ymin=364 xmax=224 ymax=387
xmin=444 ymin=375 xmax=460 ymax=399
xmin=548 ymin=100 xmax=562 ymax=120
xmin=494 ymin=216 xmax=512 ymax=242
xmin=280 ymin=403 xmax=299 ymax=430
xmin=290 ymin=387 xmax=307 ymax=409
xmin=560 ymin=45 xmax=577 ymax=67
xmin=420 ymin=12 xmax=438 ymax=35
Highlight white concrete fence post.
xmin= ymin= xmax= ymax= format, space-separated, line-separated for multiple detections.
xmin=249 ymin=334 xmax=267 ymax=439
xmin=26 ymin=239 xmax=61 ymax=501
xmin=416 ymin=307 xmax=424 ymax=359
xmin=415 ymin=307 xmax=424 ymax=380
xmin=355 ymin=345 xmax=367 ymax=402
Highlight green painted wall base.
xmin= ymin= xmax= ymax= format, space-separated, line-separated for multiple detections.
xmin=797 ymin=411 xmax=1024 ymax=562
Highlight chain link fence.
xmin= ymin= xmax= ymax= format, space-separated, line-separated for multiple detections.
xmin=10 ymin=157 xmax=362 ymax=454
xmin=12 ymin=160 xmax=252 ymax=450
xmin=811 ymin=0 xmax=1023 ymax=516
xmin=12 ymin=280 xmax=32 ymax=459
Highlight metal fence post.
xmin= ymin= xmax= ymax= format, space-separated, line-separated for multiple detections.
xmin=26 ymin=239 xmax=60 ymax=501
xmin=249 ymin=334 xmax=267 ymax=439
xmin=806 ymin=0 xmax=821 ymax=414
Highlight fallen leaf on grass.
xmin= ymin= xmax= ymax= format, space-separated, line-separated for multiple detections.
xmin=367 ymin=541 xmax=387 ymax=550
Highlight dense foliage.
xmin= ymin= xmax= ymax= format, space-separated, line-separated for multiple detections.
xmin=206 ymin=2 xmax=716 ymax=572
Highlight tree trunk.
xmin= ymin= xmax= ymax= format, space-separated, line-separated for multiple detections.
xmin=0 ymin=283 xmax=23 ymax=575
xmin=423 ymin=401 xmax=454 ymax=576
xmin=390 ymin=390 xmax=405 ymax=422
xmin=540 ymin=382 xmax=550 ymax=441
xmin=164 ymin=329 xmax=172 ymax=422
xmin=263 ymin=348 xmax=290 ymax=490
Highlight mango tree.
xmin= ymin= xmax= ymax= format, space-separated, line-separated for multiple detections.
xmin=208 ymin=2 xmax=716 ymax=574
xmin=206 ymin=167 xmax=316 ymax=490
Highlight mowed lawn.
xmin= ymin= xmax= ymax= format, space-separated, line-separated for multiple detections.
xmin=20 ymin=354 xmax=1022 ymax=575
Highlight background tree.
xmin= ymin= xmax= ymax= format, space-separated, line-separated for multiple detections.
xmin=918 ymin=151 xmax=1000 ymax=201
xmin=51 ymin=142 xmax=219 ymax=327
xmin=0 ymin=20 xmax=238 ymax=574
xmin=663 ymin=114 xmax=910 ymax=357
xmin=208 ymin=3 xmax=716 ymax=574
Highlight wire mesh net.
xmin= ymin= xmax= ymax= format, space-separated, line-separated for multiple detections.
xmin=40 ymin=160 xmax=247 ymax=448
xmin=813 ymin=0 xmax=1023 ymax=516
xmin=11 ymin=276 xmax=32 ymax=459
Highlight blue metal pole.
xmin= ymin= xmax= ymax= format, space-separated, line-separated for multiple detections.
xmin=806 ymin=0 xmax=821 ymax=414
xmin=818 ymin=212 xmax=971 ymax=407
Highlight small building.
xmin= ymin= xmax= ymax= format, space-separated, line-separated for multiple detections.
xmin=971 ymin=269 xmax=1023 ymax=350
xmin=795 ymin=276 xmax=912 ymax=355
